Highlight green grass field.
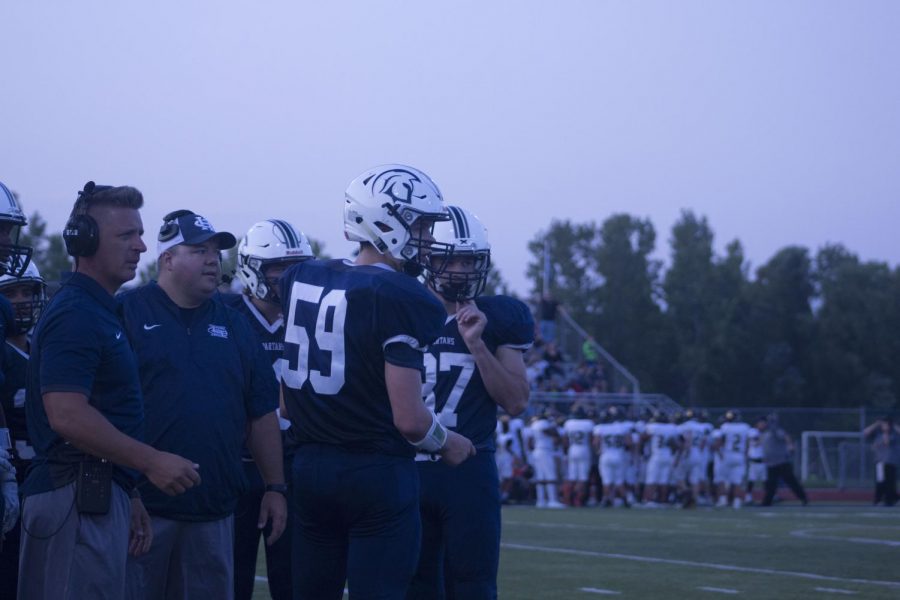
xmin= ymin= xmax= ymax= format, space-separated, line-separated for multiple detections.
xmin=253 ymin=503 xmax=900 ymax=599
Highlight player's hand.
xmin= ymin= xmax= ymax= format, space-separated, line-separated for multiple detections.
xmin=456 ymin=301 xmax=487 ymax=350
xmin=440 ymin=431 xmax=476 ymax=467
xmin=0 ymin=448 xmax=14 ymax=477
xmin=259 ymin=490 xmax=288 ymax=546
xmin=145 ymin=451 xmax=201 ymax=496
xmin=128 ymin=497 xmax=153 ymax=556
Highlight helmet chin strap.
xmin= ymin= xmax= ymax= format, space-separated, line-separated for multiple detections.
xmin=402 ymin=260 xmax=424 ymax=277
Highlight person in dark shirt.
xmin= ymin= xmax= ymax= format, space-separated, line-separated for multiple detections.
xmin=863 ymin=416 xmax=900 ymax=506
xmin=408 ymin=206 xmax=533 ymax=600
xmin=227 ymin=219 xmax=314 ymax=600
xmin=0 ymin=262 xmax=45 ymax=595
xmin=282 ymin=164 xmax=475 ymax=600
xmin=121 ymin=210 xmax=285 ymax=600
xmin=0 ymin=179 xmax=30 ymax=550
xmin=19 ymin=182 xmax=200 ymax=600
xmin=759 ymin=414 xmax=808 ymax=507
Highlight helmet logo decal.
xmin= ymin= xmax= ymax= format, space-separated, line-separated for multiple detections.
xmin=366 ymin=169 xmax=427 ymax=205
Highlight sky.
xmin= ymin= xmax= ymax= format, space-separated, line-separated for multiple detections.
xmin=2 ymin=1 xmax=898 ymax=295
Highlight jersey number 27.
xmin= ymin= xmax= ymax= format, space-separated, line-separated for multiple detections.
xmin=422 ymin=352 xmax=475 ymax=428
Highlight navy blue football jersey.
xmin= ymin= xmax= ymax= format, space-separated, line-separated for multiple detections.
xmin=280 ymin=259 xmax=446 ymax=458
xmin=424 ymin=295 xmax=533 ymax=452
xmin=221 ymin=293 xmax=285 ymax=379
xmin=0 ymin=341 xmax=30 ymax=457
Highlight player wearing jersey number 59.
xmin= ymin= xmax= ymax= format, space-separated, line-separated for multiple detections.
xmin=408 ymin=206 xmax=533 ymax=600
xmin=282 ymin=165 xmax=475 ymax=600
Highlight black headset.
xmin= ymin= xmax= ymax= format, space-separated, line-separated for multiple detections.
xmin=63 ymin=181 xmax=113 ymax=257
xmin=158 ymin=209 xmax=195 ymax=244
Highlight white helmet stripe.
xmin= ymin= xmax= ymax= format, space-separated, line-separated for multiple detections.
xmin=447 ymin=205 xmax=469 ymax=239
xmin=271 ymin=219 xmax=299 ymax=248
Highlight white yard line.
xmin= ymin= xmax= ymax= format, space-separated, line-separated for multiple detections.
xmin=697 ymin=586 xmax=739 ymax=594
xmin=790 ymin=527 xmax=900 ymax=547
xmin=579 ymin=587 xmax=621 ymax=595
xmin=501 ymin=543 xmax=900 ymax=589
xmin=505 ymin=520 xmax=771 ymax=539
xmin=814 ymin=588 xmax=858 ymax=595
xmin=255 ymin=575 xmax=268 ymax=582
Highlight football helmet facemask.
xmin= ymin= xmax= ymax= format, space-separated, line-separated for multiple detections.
xmin=0 ymin=262 xmax=46 ymax=333
xmin=0 ymin=181 xmax=33 ymax=278
xmin=237 ymin=219 xmax=314 ymax=304
xmin=427 ymin=205 xmax=491 ymax=302
xmin=343 ymin=164 xmax=451 ymax=277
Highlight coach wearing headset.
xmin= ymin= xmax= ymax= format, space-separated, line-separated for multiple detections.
xmin=119 ymin=209 xmax=285 ymax=600
xmin=18 ymin=183 xmax=201 ymax=600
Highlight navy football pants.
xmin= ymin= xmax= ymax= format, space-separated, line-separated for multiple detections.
xmin=407 ymin=452 xmax=501 ymax=600
xmin=291 ymin=444 xmax=421 ymax=600
xmin=234 ymin=460 xmax=293 ymax=600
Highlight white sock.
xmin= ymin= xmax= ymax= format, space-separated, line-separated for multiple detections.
xmin=547 ymin=484 xmax=558 ymax=502
xmin=537 ymin=484 xmax=547 ymax=504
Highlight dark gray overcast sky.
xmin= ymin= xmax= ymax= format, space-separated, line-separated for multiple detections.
xmin=3 ymin=1 xmax=898 ymax=294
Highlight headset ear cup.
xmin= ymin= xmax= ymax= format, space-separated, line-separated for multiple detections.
xmin=63 ymin=214 xmax=100 ymax=257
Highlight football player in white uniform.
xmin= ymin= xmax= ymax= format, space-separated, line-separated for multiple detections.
xmin=593 ymin=407 xmax=632 ymax=507
xmin=642 ymin=412 xmax=682 ymax=506
xmin=677 ymin=409 xmax=710 ymax=507
xmin=562 ymin=408 xmax=595 ymax=506
xmin=713 ymin=410 xmax=751 ymax=508
xmin=529 ymin=414 xmax=564 ymax=508
xmin=745 ymin=418 xmax=766 ymax=504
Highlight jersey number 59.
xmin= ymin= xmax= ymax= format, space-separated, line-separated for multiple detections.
xmin=283 ymin=282 xmax=347 ymax=395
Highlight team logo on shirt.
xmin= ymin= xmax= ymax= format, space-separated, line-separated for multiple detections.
xmin=208 ymin=324 xmax=229 ymax=339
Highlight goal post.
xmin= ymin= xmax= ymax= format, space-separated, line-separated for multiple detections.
xmin=801 ymin=431 xmax=869 ymax=489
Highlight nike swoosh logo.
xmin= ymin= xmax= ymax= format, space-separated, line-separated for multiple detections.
xmin=143 ymin=324 xmax=162 ymax=330
xmin=116 ymin=332 xmax=123 ymax=340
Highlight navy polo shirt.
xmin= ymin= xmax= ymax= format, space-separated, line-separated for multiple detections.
xmin=118 ymin=282 xmax=278 ymax=521
xmin=22 ymin=272 xmax=144 ymax=497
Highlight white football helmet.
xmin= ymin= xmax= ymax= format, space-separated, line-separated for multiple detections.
xmin=0 ymin=261 xmax=46 ymax=333
xmin=237 ymin=219 xmax=314 ymax=303
xmin=427 ymin=206 xmax=491 ymax=302
xmin=343 ymin=164 xmax=451 ymax=276
xmin=0 ymin=181 xmax=32 ymax=278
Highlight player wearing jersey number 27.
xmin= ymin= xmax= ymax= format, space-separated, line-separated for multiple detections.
xmin=408 ymin=206 xmax=533 ymax=600
xmin=281 ymin=165 xmax=474 ymax=600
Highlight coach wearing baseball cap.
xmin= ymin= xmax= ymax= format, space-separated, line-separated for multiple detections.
xmin=119 ymin=210 xmax=286 ymax=599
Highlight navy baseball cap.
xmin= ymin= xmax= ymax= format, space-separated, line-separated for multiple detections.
xmin=157 ymin=210 xmax=237 ymax=257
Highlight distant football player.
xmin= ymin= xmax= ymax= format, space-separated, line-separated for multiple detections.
xmin=226 ymin=219 xmax=315 ymax=600
xmin=746 ymin=418 xmax=767 ymax=504
xmin=281 ymin=165 xmax=475 ymax=600
xmin=677 ymin=409 xmax=710 ymax=508
xmin=592 ymin=406 xmax=632 ymax=507
xmin=408 ymin=206 xmax=533 ymax=599
xmin=642 ymin=412 xmax=682 ymax=506
xmin=562 ymin=408 xmax=595 ymax=506
xmin=529 ymin=413 xmax=565 ymax=508
xmin=713 ymin=410 xmax=751 ymax=508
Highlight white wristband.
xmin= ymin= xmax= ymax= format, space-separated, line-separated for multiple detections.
xmin=412 ymin=412 xmax=448 ymax=453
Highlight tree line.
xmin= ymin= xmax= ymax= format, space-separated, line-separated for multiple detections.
xmin=527 ymin=212 xmax=899 ymax=411
xmin=19 ymin=209 xmax=899 ymax=410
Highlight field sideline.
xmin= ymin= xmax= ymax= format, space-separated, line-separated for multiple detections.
xmin=253 ymin=503 xmax=900 ymax=599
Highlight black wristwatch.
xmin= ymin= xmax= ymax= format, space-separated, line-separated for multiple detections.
xmin=265 ymin=483 xmax=288 ymax=497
